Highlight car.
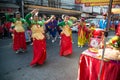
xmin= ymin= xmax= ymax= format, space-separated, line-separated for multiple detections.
xmin=71 ymin=25 xmax=78 ymax=32
xmin=85 ymin=18 xmax=100 ymax=28
xmin=85 ymin=19 xmax=93 ymax=27
xmin=90 ymin=19 xmax=100 ymax=28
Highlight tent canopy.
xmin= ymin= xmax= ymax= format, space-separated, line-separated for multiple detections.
xmin=25 ymin=5 xmax=81 ymax=16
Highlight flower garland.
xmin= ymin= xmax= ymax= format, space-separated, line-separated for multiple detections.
xmin=109 ymin=36 xmax=120 ymax=48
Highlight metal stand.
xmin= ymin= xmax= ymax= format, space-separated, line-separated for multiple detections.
xmin=98 ymin=0 xmax=113 ymax=80
xmin=21 ymin=0 xmax=24 ymax=18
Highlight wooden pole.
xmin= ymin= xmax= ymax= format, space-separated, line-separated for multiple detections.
xmin=98 ymin=0 xmax=113 ymax=80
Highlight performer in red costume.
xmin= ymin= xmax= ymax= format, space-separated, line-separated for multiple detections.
xmin=25 ymin=9 xmax=54 ymax=66
xmin=6 ymin=11 xmax=27 ymax=53
xmin=77 ymin=18 xmax=89 ymax=48
xmin=58 ymin=15 xmax=73 ymax=56
xmin=116 ymin=22 xmax=120 ymax=36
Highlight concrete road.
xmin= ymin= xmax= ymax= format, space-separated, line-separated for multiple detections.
xmin=0 ymin=31 xmax=114 ymax=80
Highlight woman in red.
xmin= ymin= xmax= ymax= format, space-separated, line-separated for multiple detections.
xmin=58 ymin=15 xmax=73 ymax=56
xmin=6 ymin=12 xmax=27 ymax=53
xmin=25 ymin=9 xmax=54 ymax=66
xmin=77 ymin=18 xmax=88 ymax=48
xmin=116 ymin=22 xmax=120 ymax=35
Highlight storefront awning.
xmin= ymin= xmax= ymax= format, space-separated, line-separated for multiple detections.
xmin=0 ymin=3 xmax=19 ymax=14
xmin=25 ymin=5 xmax=81 ymax=16
xmin=0 ymin=3 xmax=19 ymax=8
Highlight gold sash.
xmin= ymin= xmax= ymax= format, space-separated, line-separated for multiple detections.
xmin=61 ymin=25 xmax=71 ymax=36
xmin=31 ymin=24 xmax=45 ymax=40
xmin=14 ymin=21 xmax=24 ymax=32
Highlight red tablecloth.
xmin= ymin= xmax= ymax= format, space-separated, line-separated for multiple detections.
xmin=77 ymin=54 xmax=120 ymax=80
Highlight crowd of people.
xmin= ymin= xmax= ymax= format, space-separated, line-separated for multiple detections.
xmin=0 ymin=20 xmax=12 ymax=39
xmin=0 ymin=9 xmax=120 ymax=67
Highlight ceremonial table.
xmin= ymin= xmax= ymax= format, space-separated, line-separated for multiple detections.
xmin=77 ymin=49 xmax=120 ymax=80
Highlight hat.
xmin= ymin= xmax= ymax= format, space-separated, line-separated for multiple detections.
xmin=81 ymin=18 xmax=85 ymax=21
xmin=103 ymin=13 xmax=107 ymax=16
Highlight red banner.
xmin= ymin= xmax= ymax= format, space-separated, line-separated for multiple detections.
xmin=75 ymin=0 xmax=120 ymax=5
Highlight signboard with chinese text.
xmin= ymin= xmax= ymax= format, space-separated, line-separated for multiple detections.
xmin=75 ymin=0 xmax=120 ymax=5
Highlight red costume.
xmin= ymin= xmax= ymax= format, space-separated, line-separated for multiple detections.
xmin=58 ymin=21 xmax=73 ymax=56
xmin=77 ymin=24 xmax=88 ymax=47
xmin=116 ymin=23 xmax=120 ymax=36
xmin=6 ymin=13 xmax=27 ymax=52
xmin=31 ymin=39 xmax=46 ymax=65
xmin=13 ymin=31 xmax=26 ymax=51
xmin=60 ymin=34 xmax=72 ymax=56
xmin=25 ymin=13 xmax=46 ymax=66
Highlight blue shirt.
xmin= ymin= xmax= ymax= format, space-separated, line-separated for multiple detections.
xmin=99 ymin=19 xmax=108 ymax=29
xmin=114 ymin=21 xmax=119 ymax=25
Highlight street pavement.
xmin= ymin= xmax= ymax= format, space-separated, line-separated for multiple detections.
xmin=0 ymin=31 xmax=115 ymax=80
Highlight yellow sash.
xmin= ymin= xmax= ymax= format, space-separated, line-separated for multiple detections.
xmin=61 ymin=25 xmax=71 ymax=36
xmin=14 ymin=21 xmax=24 ymax=32
xmin=31 ymin=24 xmax=45 ymax=40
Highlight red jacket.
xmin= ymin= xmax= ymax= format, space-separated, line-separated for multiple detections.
xmin=0 ymin=26 xmax=3 ymax=33
xmin=4 ymin=22 xmax=11 ymax=30
xmin=116 ymin=23 xmax=120 ymax=36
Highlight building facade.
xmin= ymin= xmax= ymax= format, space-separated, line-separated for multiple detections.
xmin=0 ymin=0 xmax=19 ymax=14
xmin=24 ymin=0 xmax=81 ymax=16
xmin=24 ymin=0 xmax=77 ymax=9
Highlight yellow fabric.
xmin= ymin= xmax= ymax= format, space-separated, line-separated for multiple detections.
xmin=61 ymin=25 xmax=71 ymax=36
xmin=14 ymin=21 xmax=25 ymax=32
xmin=70 ymin=30 xmax=73 ymax=41
xmin=90 ymin=26 xmax=96 ymax=30
xmin=78 ymin=28 xmax=86 ymax=46
xmin=109 ymin=36 xmax=119 ymax=44
xmin=31 ymin=24 xmax=45 ymax=40
xmin=89 ymin=26 xmax=96 ymax=41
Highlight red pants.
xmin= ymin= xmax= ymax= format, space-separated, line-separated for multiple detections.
xmin=60 ymin=34 xmax=72 ymax=56
xmin=30 ymin=39 xmax=46 ymax=66
xmin=13 ymin=31 xmax=26 ymax=51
